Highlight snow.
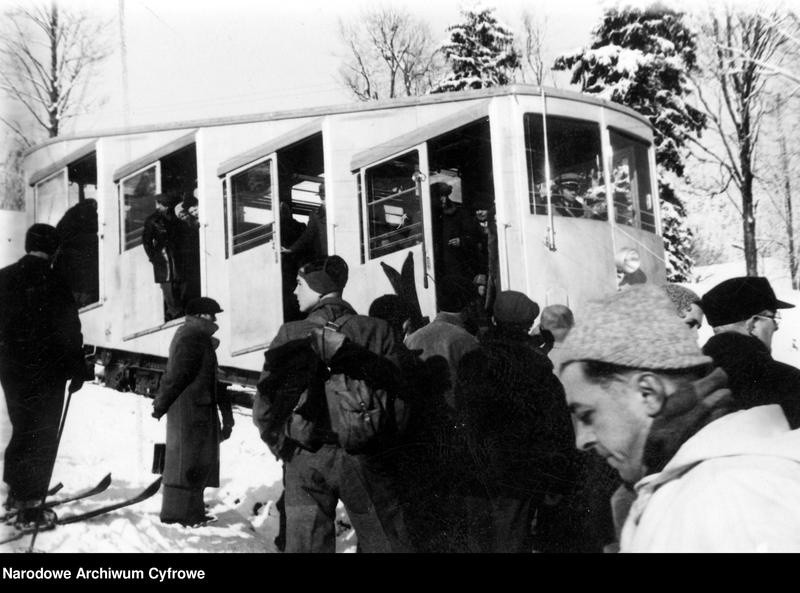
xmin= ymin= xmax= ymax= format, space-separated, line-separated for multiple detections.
xmin=0 ymin=385 xmax=356 ymax=553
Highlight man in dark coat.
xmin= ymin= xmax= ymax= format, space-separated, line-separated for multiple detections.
xmin=456 ymin=291 xmax=576 ymax=552
xmin=0 ymin=224 xmax=85 ymax=523
xmin=258 ymin=255 xmax=412 ymax=553
xmin=55 ymin=198 xmax=99 ymax=308
xmin=699 ymin=276 xmax=800 ymax=427
xmin=282 ymin=183 xmax=327 ymax=267
xmin=143 ymin=193 xmax=183 ymax=321
xmin=174 ymin=195 xmax=201 ymax=308
xmin=152 ymin=297 xmax=234 ymax=526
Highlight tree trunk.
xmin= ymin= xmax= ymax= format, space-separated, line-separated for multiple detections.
xmin=776 ymin=95 xmax=799 ymax=289
xmin=742 ymin=185 xmax=758 ymax=276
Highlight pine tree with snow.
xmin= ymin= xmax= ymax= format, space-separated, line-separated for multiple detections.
xmin=431 ymin=4 xmax=520 ymax=93
xmin=554 ymin=4 xmax=705 ymax=282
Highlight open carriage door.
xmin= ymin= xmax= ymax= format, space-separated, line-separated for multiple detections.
xmin=225 ymin=154 xmax=282 ymax=357
xmin=355 ymin=143 xmax=436 ymax=321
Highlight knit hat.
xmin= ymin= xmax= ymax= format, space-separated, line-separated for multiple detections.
xmin=25 ymin=223 xmax=60 ymax=255
xmin=493 ymin=290 xmax=540 ymax=326
xmin=560 ymin=284 xmax=712 ymax=371
xmin=436 ymin=275 xmax=476 ymax=313
xmin=663 ymin=284 xmax=701 ymax=316
xmin=540 ymin=304 xmax=575 ymax=332
xmin=298 ymin=255 xmax=349 ymax=295
xmin=186 ymin=297 xmax=223 ymax=315
xmin=700 ymin=276 xmax=794 ymax=327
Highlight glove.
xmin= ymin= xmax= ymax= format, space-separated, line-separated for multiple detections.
xmin=68 ymin=377 xmax=84 ymax=394
xmin=221 ymin=423 xmax=233 ymax=441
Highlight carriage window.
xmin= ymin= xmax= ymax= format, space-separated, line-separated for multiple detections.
xmin=610 ymin=129 xmax=654 ymax=232
xmin=35 ymin=171 xmax=67 ymax=226
xmin=524 ymin=114 xmax=606 ymax=220
xmin=363 ymin=151 xmax=422 ymax=259
xmin=121 ymin=165 xmax=157 ymax=250
xmin=230 ymin=159 xmax=273 ymax=255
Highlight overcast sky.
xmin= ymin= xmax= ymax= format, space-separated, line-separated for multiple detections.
xmin=2 ymin=0 xmax=612 ymax=135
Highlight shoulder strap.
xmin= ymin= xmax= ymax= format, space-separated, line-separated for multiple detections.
xmin=327 ymin=313 xmax=355 ymax=333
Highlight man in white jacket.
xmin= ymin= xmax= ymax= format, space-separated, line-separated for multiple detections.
xmin=558 ymin=284 xmax=800 ymax=552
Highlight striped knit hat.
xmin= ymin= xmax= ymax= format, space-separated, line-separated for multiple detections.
xmin=560 ymin=284 xmax=712 ymax=371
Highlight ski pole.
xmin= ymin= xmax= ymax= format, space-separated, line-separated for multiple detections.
xmin=26 ymin=382 xmax=76 ymax=552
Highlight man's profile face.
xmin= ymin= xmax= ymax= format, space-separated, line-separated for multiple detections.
xmin=680 ymin=303 xmax=704 ymax=334
xmin=561 ymin=362 xmax=653 ymax=484
xmin=749 ymin=309 xmax=779 ymax=349
xmin=294 ymin=276 xmax=320 ymax=313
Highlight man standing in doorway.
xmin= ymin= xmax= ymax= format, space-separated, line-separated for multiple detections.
xmin=143 ymin=193 xmax=184 ymax=321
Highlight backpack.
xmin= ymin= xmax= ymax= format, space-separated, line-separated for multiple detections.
xmin=313 ymin=314 xmax=403 ymax=454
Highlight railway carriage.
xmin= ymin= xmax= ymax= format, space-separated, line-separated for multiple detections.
xmin=20 ymin=85 xmax=665 ymax=393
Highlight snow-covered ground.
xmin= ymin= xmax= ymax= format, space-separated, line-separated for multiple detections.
xmin=1 ymin=257 xmax=798 ymax=553
xmin=0 ymin=384 xmax=356 ymax=553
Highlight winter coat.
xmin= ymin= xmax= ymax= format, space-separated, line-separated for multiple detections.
xmin=0 ymin=254 xmax=84 ymax=381
xmin=622 ymin=404 xmax=800 ymax=552
xmin=405 ymin=312 xmax=479 ymax=410
xmin=173 ymin=213 xmax=200 ymax=286
xmin=153 ymin=316 xmax=233 ymax=493
xmin=455 ymin=327 xmax=576 ymax=499
xmin=142 ymin=209 xmax=181 ymax=283
xmin=288 ymin=205 xmax=327 ymax=263
xmin=262 ymin=296 xmax=404 ymax=453
xmin=436 ymin=206 xmax=479 ymax=281
xmin=702 ymin=332 xmax=800 ymax=428
xmin=55 ymin=200 xmax=99 ymax=306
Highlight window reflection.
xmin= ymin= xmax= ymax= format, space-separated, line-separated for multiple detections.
xmin=610 ymin=129 xmax=654 ymax=231
xmin=230 ymin=159 xmax=273 ymax=255
xmin=525 ymin=114 xmax=606 ymax=221
xmin=121 ymin=166 xmax=157 ymax=250
xmin=35 ymin=171 xmax=67 ymax=226
xmin=364 ymin=152 xmax=422 ymax=259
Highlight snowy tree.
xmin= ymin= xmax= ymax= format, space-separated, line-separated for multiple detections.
xmin=338 ymin=6 xmax=443 ymax=101
xmin=687 ymin=6 xmax=799 ymax=277
xmin=519 ymin=10 xmax=549 ymax=86
xmin=553 ymin=5 xmax=706 ymax=282
xmin=431 ymin=4 xmax=520 ymax=93
xmin=0 ymin=2 xmax=111 ymax=146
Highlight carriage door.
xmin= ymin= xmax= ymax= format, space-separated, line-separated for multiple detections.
xmin=225 ymin=154 xmax=282 ymax=357
xmin=359 ymin=144 xmax=437 ymax=319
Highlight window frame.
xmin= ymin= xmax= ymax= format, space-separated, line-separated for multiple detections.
xmin=118 ymin=162 xmax=161 ymax=253
xmin=224 ymin=153 xmax=278 ymax=258
xmin=358 ymin=146 xmax=426 ymax=262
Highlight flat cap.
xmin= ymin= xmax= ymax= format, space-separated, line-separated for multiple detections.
xmin=560 ymin=284 xmax=712 ymax=371
xmin=700 ymin=276 xmax=794 ymax=327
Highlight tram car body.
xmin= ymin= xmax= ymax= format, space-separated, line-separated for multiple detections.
xmin=20 ymin=85 xmax=665 ymax=392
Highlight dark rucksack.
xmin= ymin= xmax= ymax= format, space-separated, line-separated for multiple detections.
xmin=312 ymin=314 xmax=405 ymax=454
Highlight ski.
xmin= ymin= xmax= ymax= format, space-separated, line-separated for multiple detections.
xmin=0 ymin=474 xmax=111 ymax=523
xmin=0 ymin=477 xmax=162 ymax=546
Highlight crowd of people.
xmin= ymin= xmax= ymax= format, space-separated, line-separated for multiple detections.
xmin=3 ymin=219 xmax=800 ymax=553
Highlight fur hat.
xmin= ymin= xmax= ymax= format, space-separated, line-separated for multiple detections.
xmin=299 ymin=255 xmax=349 ymax=295
xmin=700 ymin=276 xmax=794 ymax=327
xmin=493 ymin=290 xmax=539 ymax=327
xmin=560 ymin=284 xmax=712 ymax=371
xmin=25 ymin=223 xmax=60 ymax=255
